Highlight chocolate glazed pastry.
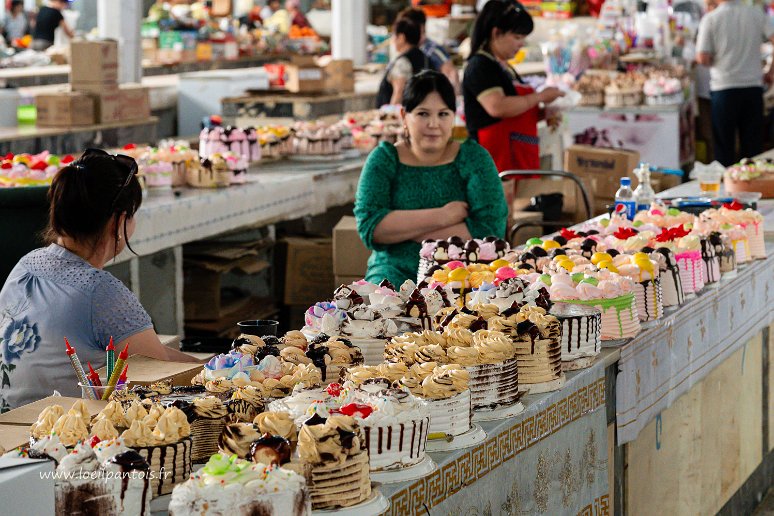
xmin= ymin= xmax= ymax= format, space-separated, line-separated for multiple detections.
xmin=111 ymin=450 xmax=151 ymax=513
xmin=305 ymin=342 xmax=331 ymax=381
xmin=378 ymin=279 xmax=397 ymax=291
xmin=250 ymin=434 xmax=291 ymax=466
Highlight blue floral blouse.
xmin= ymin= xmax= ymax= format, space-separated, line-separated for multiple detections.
xmin=0 ymin=244 xmax=153 ymax=410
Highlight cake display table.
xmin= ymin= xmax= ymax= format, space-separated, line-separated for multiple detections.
xmin=380 ymin=353 xmax=614 ymax=516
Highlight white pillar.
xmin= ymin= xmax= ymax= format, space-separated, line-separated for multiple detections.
xmin=331 ymin=0 xmax=368 ymax=66
xmin=97 ymin=0 xmax=142 ymax=83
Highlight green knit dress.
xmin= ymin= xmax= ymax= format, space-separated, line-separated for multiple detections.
xmin=355 ymin=139 xmax=508 ymax=286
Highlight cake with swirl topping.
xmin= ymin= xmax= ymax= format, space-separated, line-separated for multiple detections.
xmin=191 ymin=353 xmax=323 ymax=400
xmin=48 ymin=440 xmax=151 ymax=516
xmin=162 ymin=396 xmax=227 ymax=463
xmin=268 ymin=381 xmax=430 ymax=471
xmin=283 ymin=415 xmax=372 ymax=509
xmin=303 ymin=279 xmax=450 ymax=365
xmin=345 ymin=363 xmax=472 ymax=439
xmin=119 ymin=404 xmax=193 ymax=496
xmin=169 ymin=453 xmax=310 ymax=515
xmin=386 ymin=321 xmax=522 ymax=411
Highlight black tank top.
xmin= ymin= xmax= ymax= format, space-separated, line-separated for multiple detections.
xmin=376 ymin=47 xmax=429 ymax=108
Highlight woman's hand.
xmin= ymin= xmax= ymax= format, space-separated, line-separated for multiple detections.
xmin=538 ymin=87 xmax=564 ymax=104
xmin=443 ymin=201 xmax=469 ymax=226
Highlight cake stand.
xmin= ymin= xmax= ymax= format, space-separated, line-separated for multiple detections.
xmin=473 ymin=401 xmax=524 ymax=422
xmin=561 ymin=355 xmax=597 ymax=372
xmin=426 ymin=423 xmax=486 ymax=452
xmin=519 ymin=373 xmax=566 ymax=395
xmin=313 ymin=488 xmax=390 ymax=516
xmin=370 ymin=455 xmax=437 ymax=484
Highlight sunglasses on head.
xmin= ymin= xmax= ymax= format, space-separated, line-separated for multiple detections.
xmin=79 ymin=148 xmax=139 ymax=209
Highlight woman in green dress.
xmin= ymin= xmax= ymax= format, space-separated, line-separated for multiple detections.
xmin=355 ymin=70 xmax=508 ymax=286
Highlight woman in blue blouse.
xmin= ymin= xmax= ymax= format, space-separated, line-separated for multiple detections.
xmin=0 ymin=149 xmax=196 ymax=411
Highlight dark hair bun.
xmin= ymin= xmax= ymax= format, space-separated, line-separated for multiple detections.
xmin=402 ymin=70 xmax=456 ymax=113
xmin=46 ymin=152 xmax=142 ymax=248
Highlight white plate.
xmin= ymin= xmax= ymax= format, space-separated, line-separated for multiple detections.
xmin=426 ymin=423 xmax=487 ymax=452
xmin=370 ymin=455 xmax=437 ymax=484
xmin=313 ymin=488 xmax=390 ymax=516
xmin=473 ymin=401 xmax=524 ymax=422
xmin=520 ymin=374 xmax=566 ymax=395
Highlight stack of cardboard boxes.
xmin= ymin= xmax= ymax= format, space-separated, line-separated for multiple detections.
xmin=332 ymin=216 xmax=370 ymax=286
xmin=563 ymin=145 xmax=682 ymax=218
xmin=183 ymin=237 xmax=276 ymax=339
xmin=267 ymin=56 xmax=355 ymax=94
xmin=35 ymin=39 xmax=151 ymax=127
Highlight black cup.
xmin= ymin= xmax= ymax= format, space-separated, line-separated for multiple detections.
xmin=237 ymin=319 xmax=279 ymax=336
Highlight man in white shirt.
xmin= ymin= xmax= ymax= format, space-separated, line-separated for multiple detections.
xmin=696 ymin=0 xmax=774 ymax=165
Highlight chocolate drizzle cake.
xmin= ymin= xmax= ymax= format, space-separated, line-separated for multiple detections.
xmin=550 ymin=303 xmax=601 ymax=362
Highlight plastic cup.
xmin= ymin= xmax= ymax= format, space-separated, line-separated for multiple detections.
xmin=79 ymin=378 xmax=129 ymax=400
xmin=696 ymin=168 xmax=722 ymax=198
xmin=237 ymin=319 xmax=279 ymax=337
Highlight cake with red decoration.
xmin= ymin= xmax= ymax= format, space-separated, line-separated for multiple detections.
xmin=268 ymin=381 xmax=430 ymax=472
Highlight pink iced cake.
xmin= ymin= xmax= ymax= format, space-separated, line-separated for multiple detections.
xmin=531 ymin=262 xmax=640 ymax=340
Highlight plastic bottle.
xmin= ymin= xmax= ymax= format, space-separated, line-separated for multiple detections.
xmin=633 ymin=163 xmax=656 ymax=212
xmin=614 ymin=177 xmax=636 ymax=220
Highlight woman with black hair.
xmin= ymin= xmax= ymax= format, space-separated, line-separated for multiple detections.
xmin=463 ymin=0 xmax=563 ymax=172
xmin=357 ymin=70 xmax=508 ymax=285
xmin=0 ymin=149 xmax=196 ymax=410
xmin=376 ymin=17 xmax=431 ymax=107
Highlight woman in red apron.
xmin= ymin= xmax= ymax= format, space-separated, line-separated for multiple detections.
xmin=462 ymin=0 xmax=563 ymax=173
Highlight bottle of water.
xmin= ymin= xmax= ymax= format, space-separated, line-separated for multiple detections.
xmin=633 ymin=163 xmax=656 ymax=213
xmin=614 ymin=177 xmax=636 ymax=220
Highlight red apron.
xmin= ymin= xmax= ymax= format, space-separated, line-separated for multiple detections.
xmin=477 ymin=83 xmax=541 ymax=173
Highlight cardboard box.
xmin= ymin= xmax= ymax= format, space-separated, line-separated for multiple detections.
xmin=284 ymin=64 xmax=325 ymax=93
xmin=335 ymin=275 xmax=363 ymax=287
xmin=324 ymin=60 xmax=355 ymax=93
xmin=92 ymin=91 xmax=122 ymax=123
xmin=185 ymin=297 xmax=276 ymax=339
xmin=0 ymin=457 xmax=55 ymax=514
xmin=119 ymin=83 xmax=151 ymax=121
xmin=278 ymin=237 xmax=334 ymax=306
xmin=564 ymin=145 xmax=640 ymax=216
xmin=142 ymin=37 xmax=158 ymax=62
xmin=70 ymin=39 xmax=118 ymax=85
xmin=71 ymin=79 xmax=119 ymax=95
xmin=35 ymin=91 xmax=95 ymax=127
xmin=95 ymin=354 xmax=202 ymax=387
xmin=333 ymin=216 xmax=370 ymax=277
xmin=184 ymin=244 xmax=270 ymax=321
xmin=0 ymin=396 xmax=107 ymax=426
xmin=0 ymin=424 xmax=30 ymax=451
